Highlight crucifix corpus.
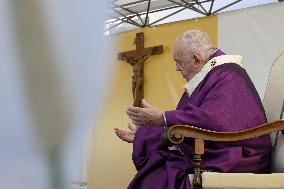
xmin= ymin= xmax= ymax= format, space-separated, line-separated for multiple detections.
xmin=118 ymin=32 xmax=163 ymax=107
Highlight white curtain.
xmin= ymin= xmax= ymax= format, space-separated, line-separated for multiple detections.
xmin=218 ymin=2 xmax=284 ymax=100
xmin=0 ymin=0 xmax=109 ymax=188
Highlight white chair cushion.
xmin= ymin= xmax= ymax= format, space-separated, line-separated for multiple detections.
xmin=189 ymin=172 xmax=284 ymax=189
xmin=271 ymin=132 xmax=284 ymax=172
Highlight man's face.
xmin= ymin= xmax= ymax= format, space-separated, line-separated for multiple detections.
xmin=173 ymin=40 xmax=201 ymax=82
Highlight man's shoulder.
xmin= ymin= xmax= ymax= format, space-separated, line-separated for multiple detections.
xmin=209 ymin=63 xmax=247 ymax=80
xmin=200 ymin=63 xmax=252 ymax=90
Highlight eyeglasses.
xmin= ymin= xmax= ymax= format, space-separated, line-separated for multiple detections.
xmin=176 ymin=61 xmax=184 ymax=68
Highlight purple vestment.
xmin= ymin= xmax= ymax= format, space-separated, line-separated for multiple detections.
xmin=128 ymin=49 xmax=271 ymax=189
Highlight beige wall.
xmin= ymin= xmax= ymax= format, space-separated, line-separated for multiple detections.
xmin=88 ymin=16 xmax=218 ymax=189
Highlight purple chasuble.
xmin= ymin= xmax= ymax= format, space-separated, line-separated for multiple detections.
xmin=128 ymin=49 xmax=271 ymax=189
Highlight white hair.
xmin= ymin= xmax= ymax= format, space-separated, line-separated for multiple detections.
xmin=181 ymin=30 xmax=214 ymax=60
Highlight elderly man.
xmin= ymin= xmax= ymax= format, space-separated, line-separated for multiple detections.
xmin=114 ymin=30 xmax=271 ymax=189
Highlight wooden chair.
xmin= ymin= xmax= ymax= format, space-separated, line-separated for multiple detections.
xmin=164 ymin=120 xmax=284 ymax=189
xmin=163 ymin=51 xmax=284 ymax=189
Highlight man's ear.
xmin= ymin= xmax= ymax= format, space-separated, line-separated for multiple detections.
xmin=193 ymin=53 xmax=203 ymax=66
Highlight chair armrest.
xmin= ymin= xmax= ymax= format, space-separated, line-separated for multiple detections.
xmin=164 ymin=120 xmax=284 ymax=145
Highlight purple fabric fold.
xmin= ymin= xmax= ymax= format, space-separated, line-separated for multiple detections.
xmin=129 ymin=126 xmax=191 ymax=189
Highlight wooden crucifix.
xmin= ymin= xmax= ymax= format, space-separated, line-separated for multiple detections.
xmin=118 ymin=32 xmax=163 ymax=107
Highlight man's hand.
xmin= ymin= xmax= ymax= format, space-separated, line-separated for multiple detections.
xmin=114 ymin=122 xmax=137 ymax=143
xmin=127 ymin=99 xmax=163 ymax=125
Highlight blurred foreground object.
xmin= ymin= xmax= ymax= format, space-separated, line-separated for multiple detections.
xmin=0 ymin=0 xmax=109 ymax=188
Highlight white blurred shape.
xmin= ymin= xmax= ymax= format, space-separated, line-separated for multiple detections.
xmin=0 ymin=0 xmax=109 ymax=188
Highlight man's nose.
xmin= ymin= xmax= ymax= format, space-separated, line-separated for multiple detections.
xmin=176 ymin=64 xmax=181 ymax=71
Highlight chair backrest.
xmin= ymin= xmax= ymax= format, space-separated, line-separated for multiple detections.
xmin=263 ymin=50 xmax=284 ymax=173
